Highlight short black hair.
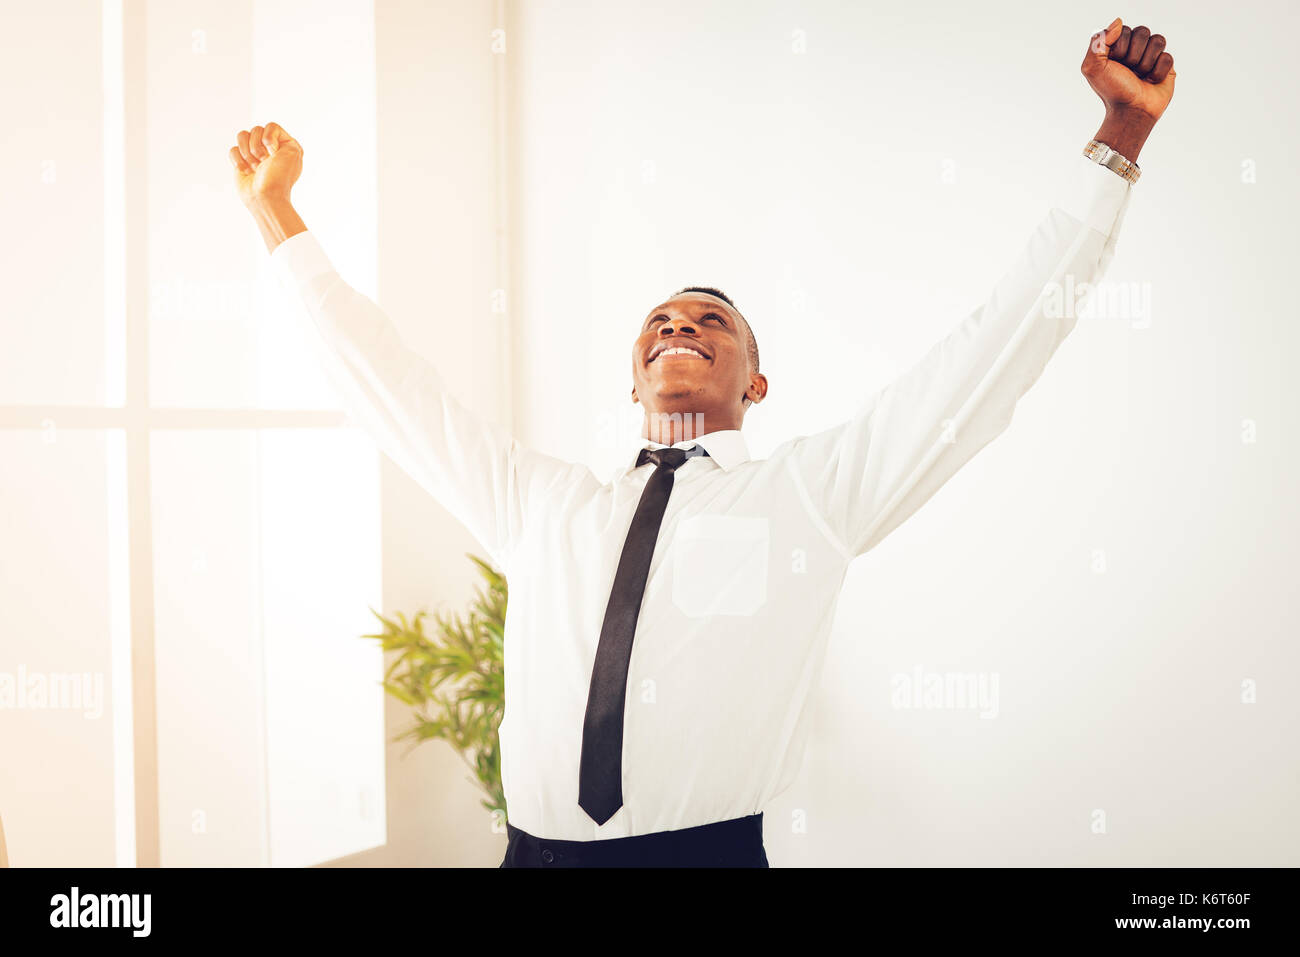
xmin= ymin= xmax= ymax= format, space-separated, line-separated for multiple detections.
xmin=671 ymin=286 xmax=760 ymax=373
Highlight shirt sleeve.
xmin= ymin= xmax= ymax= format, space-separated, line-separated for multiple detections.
xmin=784 ymin=154 xmax=1135 ymax=558
xmin=270 ymin=230 xmax=582 ymax=573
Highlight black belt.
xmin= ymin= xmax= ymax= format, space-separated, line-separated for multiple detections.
xmin=500 ymin=812 xmax=768 ymax=868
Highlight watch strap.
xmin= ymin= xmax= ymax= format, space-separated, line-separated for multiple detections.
xmin=1083 ymin=139 xmax=1140 ymax=185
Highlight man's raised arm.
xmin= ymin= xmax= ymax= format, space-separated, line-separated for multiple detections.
xmin=228 ymin=122 xmax=577 ymax=572
xmin=785 ymin=18 xmax=1175 ymax=559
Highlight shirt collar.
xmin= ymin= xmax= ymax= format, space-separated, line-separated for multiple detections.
xmin=624 ymin=429 xmax=750 ymax=476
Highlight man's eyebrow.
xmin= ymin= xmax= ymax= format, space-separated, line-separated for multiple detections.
xmin=642 ymin=302 xmax=734 ymax=322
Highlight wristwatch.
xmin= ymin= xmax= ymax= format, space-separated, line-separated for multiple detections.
xmin=1083 ymin=139 xmax=1140 ymax=185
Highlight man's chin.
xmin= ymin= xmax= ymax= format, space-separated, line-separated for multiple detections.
xmin=644 ymin=384 xmax=706 ymax=406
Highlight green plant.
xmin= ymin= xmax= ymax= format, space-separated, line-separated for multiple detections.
xmin=362 ymin=554 xmax=507 ymax=818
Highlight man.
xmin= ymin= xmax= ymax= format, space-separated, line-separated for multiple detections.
xmin=228 ymin=18 xmax=1174 ymax=867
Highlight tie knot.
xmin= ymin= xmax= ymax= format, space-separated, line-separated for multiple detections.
xmin=638 ymin=446 xmax=706 ymax=471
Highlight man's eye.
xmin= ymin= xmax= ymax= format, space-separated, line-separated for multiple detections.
xmin=645 ymin=312 xmax=723 ymax=328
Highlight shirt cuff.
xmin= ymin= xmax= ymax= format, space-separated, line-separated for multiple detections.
xmin=269 ymin=229 xmax=337 ymax=291
xmin=1056 ymin=153 xmax=1132 ymax=236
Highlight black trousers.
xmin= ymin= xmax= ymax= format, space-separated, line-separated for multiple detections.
xmin=499 ymin=813 xmax=769 ymax=868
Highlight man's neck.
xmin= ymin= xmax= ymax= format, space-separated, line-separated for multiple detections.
xmin=641 ymin=410 xmax=740 ymax=445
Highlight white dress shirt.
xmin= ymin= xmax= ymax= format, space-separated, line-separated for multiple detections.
xmin=272 ymin=155 xmax=1133 ymax=841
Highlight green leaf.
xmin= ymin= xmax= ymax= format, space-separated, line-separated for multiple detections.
xmin=358 ymin=554 xmax=508 ymax=820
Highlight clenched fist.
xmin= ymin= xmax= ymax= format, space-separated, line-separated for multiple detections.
xmin=229 ymin=122 xmax=308 ymax=252
xmin=1082 ymin=18 xmax=1176 ymax=122
xmin=228 ymin=122 xmax=303 ymax=209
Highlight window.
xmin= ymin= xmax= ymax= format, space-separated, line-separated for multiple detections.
xmin=0 ymin=0 xmax=385 ymax=867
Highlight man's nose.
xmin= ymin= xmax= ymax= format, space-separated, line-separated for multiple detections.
xmin=660 ymin=320 xmax=697 ymax=335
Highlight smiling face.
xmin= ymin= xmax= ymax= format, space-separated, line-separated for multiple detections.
xmin=631 ymin=292 xmax=767 ymax=439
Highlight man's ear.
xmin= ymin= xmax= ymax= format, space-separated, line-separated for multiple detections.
xmin=745 ymin=373 xmax=769 ymax=406
xmin=631 ymin=386 xmax=639 ymax=405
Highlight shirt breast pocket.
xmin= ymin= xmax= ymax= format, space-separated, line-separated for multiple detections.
xmin=671 ymin=514 xmax=769 ymax=618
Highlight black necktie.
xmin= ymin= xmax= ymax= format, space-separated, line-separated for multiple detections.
xmin=578 ymin=444 xmax=710 ymax=825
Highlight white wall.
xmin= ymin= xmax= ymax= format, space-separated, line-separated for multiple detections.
xmin=506 ymin=0 xmax=1300 ymax=865
xmin=326 ymin=0 xmax=511 ymax=867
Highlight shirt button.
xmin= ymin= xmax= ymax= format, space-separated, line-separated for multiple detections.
xmin=540 ymin=848 xmax=554 ymax=864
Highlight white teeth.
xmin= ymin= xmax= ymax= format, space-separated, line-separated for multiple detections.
xmin=654 ymin=346 xmax=706 ymax=360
